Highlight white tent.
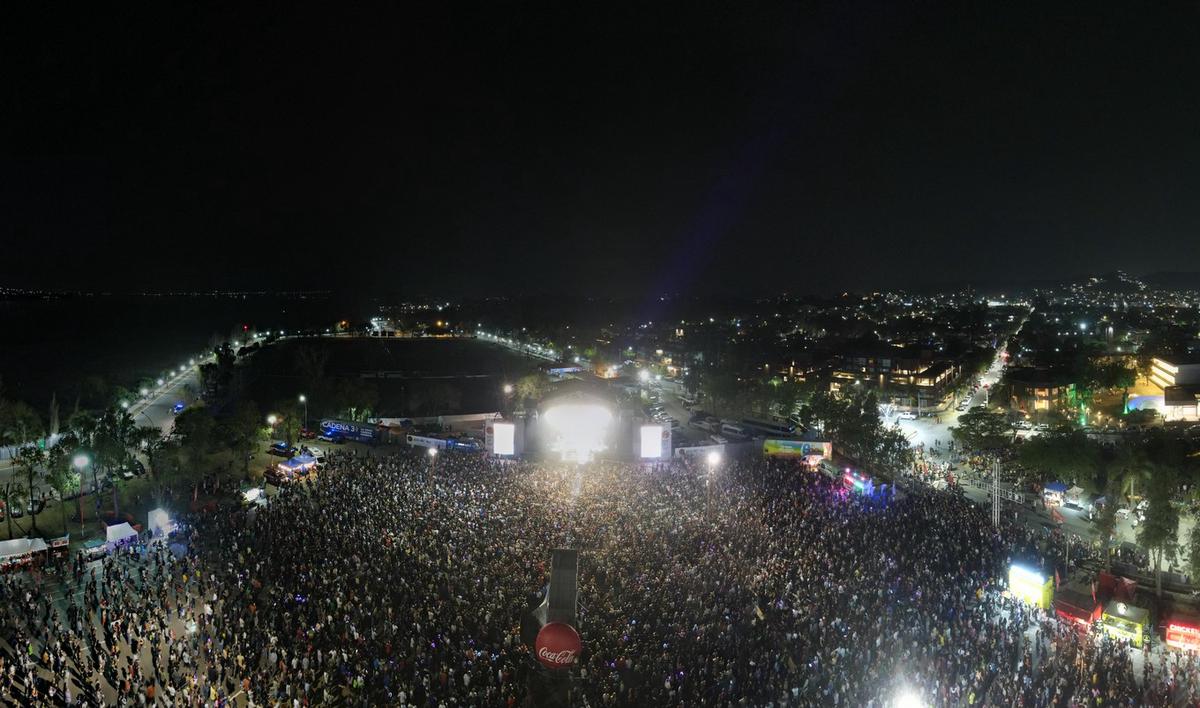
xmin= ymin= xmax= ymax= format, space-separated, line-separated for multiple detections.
xmin=106 ymin=522 xmax=138 ymax=545
xmin=0 ymin=538 xmax=37 ymax=560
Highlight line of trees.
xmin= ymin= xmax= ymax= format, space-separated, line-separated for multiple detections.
xmin=951 ymin=407 xmax=1200 ymax=595
xmin=800 ymin=389 xmax=914 ymax=475
xmin=0 ymin=386 xmax=270 ymax=540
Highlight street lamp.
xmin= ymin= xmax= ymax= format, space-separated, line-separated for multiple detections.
xmin=140 ymin=388 xmax=149 ymax=397
xmin=503 ymin=384 xmax=513 ymax=395
xmin=706 ymin=450 xmax=721 ymax=468
xmin=427 ymin=446 xmax=438 ymax=485
xmin=299 ymin=394 xmax=308 ymax=431
xmin=267 ymin=414 xmax=278 ymax=427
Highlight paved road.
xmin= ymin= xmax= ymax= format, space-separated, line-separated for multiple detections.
xmin=128 ymin=364 xmax=204 ymax=435
xmin=892 ymin=344 xmax=1012 ymax=449
xmin=0 ymin=361 xmax=205 ymax=497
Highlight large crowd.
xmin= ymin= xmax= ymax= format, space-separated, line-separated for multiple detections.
xmin=0 ymin=447 xmax=1198 ymax=705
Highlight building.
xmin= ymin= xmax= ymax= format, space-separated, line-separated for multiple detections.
xmin=1003 ymin=367 xmax=1074 ymax=413
xmin=1149 ymin=356 xmax=1200 ymax=392
xmin=1163 ymin=385 xmax=1200 ymax=422
xmin=830 ymin=346 xmax=959 ymax=409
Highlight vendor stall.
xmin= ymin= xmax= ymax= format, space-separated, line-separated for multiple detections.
xmin=1043 ymin=481 xmax=1068 ymax=507
xmin=105 ymin=521 xmax=139 ymax=549
xmin=0 ymin=538 xmax=38 ymax=570
xmin=1101 ymin=600 xmax=1148 ymax=648
xmin=1053 ymin=586 xmax=1101 ymax=630
xmin=1009 ymin=564 xmax=1053 ymax=609
xmin=277 ymin=454 xmax=317 ymax=478
xmin=49 ymin=535 xmax=69 ymax=558
xmin=1165 ymin=610 xmax=1200 ymax=652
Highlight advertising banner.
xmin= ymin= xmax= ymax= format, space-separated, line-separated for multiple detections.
xmin=762 ymin=439 xmax=832 ymax=459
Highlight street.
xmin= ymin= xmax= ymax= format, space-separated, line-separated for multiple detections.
xmin=0 ymin=361 xmax=204 ymax=497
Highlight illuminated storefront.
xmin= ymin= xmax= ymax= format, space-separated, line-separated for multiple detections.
xmin=1101 ymin=601 xmax=1148 ymax=648
xmin=1166 ymin=621 xmax=1200 ymax=652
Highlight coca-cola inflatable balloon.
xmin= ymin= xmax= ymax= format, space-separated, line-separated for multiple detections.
xmin=534 ymin=622 xmax=581 ymax=670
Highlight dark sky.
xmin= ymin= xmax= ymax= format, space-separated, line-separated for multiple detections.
xmin=4 ymin=3 xmax=1200 ymax=298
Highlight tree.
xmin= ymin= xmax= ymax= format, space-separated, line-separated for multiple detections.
xmin=0 ymin=400 xmax=44 ymax=451
xmin=2 ymin=481 xmax=26 ymax=540
xmin=14 ymin=445 xmax=46 ymax=535
xmin=45 ymin=437 xmax=80 ymax=536
xmin=47 ymin=393 xmax=60 ymax=437
xmin=1017 ymin=431 xmax=1101 ymax=488
xmin=221 ymin=401 xmax=265 ymax=475
xmin=1189 ymin=522 xmax=1200 ymax=584
xmin=1109 ymin=446 xmax=1151 ymax=503
xmin=949 ymin=407 xmax=1011 ymax=451
xmin=1138 ymin=465 xmax=1180 ymax=598
xmin=515 ymin=373 xmax=549 ymax=411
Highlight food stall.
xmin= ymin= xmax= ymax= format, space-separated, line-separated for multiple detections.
xmin=1101 ymin=600 xmax=1149 ymax=648
xmin=1009 ymin=564 xmax=1053 ymax=609
xmin=0 ymin=538 xmax=44 ymax=570
xmin=1165 ymin=610 xmax=1200 ymax=652
xmin=48 ymin=535 xmax=69 ymax=559
xmin=275 ymin=454 xmax=317 ymax=480
xmin=1053 ymin=586 xmax=1101 ymax=630
xmin=1043 ymin=481 xmax=1068 ymax=507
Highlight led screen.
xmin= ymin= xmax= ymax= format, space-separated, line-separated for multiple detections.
xmin=493 ymin=422 xmax=515 ymax=456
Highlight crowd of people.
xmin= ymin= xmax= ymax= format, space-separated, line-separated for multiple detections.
xmin=0 ymin=446 xmax=1196 ymax=705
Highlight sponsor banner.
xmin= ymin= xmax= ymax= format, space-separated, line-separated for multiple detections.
xmin=762 ymin=439 xmax=832 ymax=459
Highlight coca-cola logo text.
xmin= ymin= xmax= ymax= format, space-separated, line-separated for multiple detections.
xmin=538 ymin=647 xmax=577 ymax=665
xmin=534 ymin=622 xmax=581 ymax=670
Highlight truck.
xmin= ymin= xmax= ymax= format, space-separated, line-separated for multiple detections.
xmin=318 ymin=419 xmax=383 ymax=445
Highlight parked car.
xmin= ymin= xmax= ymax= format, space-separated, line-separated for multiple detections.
xmin=898 ymin=411 xmax=917 ymax=421
xmin=268 ymin=441 xmax=297 ymax=457
xmin=317 ymin=434 xmax=343 ymax=444
xmin=299 ymin=428 xmax=317 ymax=440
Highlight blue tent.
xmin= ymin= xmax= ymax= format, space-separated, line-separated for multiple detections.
xmin=279 ymin=455 xmax=316 ymax=472
xmin=1044 ymin=481 xmax=1068 ymax=493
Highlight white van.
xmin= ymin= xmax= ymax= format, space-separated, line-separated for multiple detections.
xmin=898 ymin=411 xmax=917 ymax=421
xmin=721 ymin=423 xmax=747 ymax=438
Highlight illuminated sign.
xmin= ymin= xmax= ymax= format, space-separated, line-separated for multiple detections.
xmin=493 ymin=422 xmax=515 ymax=456
xmin=762 ymin=439 xmax=832 ymax=459
xmin=320 ymin=419 xmax=380 ymax=443
xmin=1167 ymin=623 xmax=1200 ymax=652
xmin=641 ymin=425 xmax=664 ymax=459
xmin=1008 ymin=565 xmax=1052 ymax=609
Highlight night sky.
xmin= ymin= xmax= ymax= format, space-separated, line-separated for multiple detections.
xmin=4 ymin=3 xmax=1200 ymax=298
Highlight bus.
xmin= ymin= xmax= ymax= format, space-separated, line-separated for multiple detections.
xmin=741 ymin=417 xmax=796 ymax=437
